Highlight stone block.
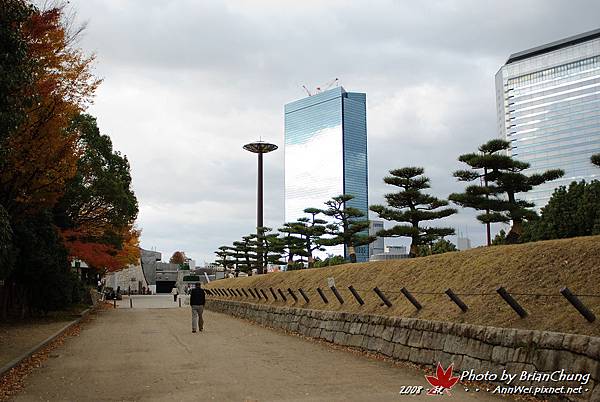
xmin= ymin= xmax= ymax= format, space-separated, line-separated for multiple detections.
xmin=491 ymin=345 xmax=511 ymax=364
xmin=461 ymin=355 xmax=482 ymax=372
xmin=443 ymin=334 xmax=468 ymax=355
xmin=533 ymin=348 xmax=566 ymax=372
xmin=380 ymin=340 xmax=394 ymax=357
xmin=538 ymin=331 xmax=565 ymax=349
xmin=407 ymin=330 xmax=423 ymax=348
xmin=434 ymin=350 xmax=463 ymax=371
xmin=421 ymin=331 xmax=445 ymax=350
xmin=465 ymin=337 xmax=493 ymax=360
xmin=381 ymin=326 xmax=395 ymax=342
xmin=373 ymin=324 xmax=385 ymax=338
xmin=562 ymin=334 xmax=590 ymax=355
xmin=392 ymin=327 xmax=410 ymax=345
xmin=392 ymin=344 xmax=411 ymax=360
xmin=409 ymin=347 xmax=435 ymax=365
xmin=348 ymin=322 xmax=362 ymax=335
xmin=483 ymin=327 xmax=503 ymax=345
xmin=334 ymin=331 xmax=348 ymax=345
xmin=348 ymin=334 xmax=364 ymax=348
xmin=588 ymin=337 xmax=600 ymax=360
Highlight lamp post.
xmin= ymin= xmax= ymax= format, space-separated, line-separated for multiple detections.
xmin=243 ymin=141 xmax=278 ymax=274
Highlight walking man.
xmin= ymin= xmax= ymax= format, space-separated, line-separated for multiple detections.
xmin=190 ymin=282 xmax=205 ymax=333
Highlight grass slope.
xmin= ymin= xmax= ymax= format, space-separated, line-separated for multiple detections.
xmin=207 ymin=235 xmax=600 ymax=336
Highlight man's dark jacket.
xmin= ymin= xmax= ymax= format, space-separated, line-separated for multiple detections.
xmin=190 ymin=288 xmax=205 ymax=306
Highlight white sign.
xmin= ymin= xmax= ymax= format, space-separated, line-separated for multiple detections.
xmin=327 ymin=277 xmax=335 ymax=288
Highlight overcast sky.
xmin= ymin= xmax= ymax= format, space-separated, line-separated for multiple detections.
xmin=69 ymin=0 xmax=600 ymax=264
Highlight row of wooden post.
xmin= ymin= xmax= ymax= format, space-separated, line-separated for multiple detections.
xmin=205 ymin=285 xmax=595 ymax=323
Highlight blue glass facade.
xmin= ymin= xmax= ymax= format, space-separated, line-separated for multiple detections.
xmin=285 ymin=87 xmax=369 ymax=262
xmin=496 ymin=31 xmax=600 ymax=207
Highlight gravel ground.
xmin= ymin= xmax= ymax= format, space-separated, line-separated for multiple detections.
xmin=10 ymin=299 xmax=507 ymax=401
xmin=0 ymin=319 xmax=73 ymax=369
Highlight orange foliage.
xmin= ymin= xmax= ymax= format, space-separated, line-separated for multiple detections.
xmin=0 ymin=7 xmax=100 ymax=219
xmin=62 ymin=225 xmax=141 ymax=272
xmin=116 ymin=226 xmax=141 ymax=268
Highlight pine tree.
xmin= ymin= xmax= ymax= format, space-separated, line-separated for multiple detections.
xmin=449 ymin=139 xmax=563 ymax=243
xmin=279 ymin=208 xmax=327 ymax=268
xmin=320 ymin=194 xmax=375 ymax=263
xmin=370 ymin=167 xmax=456 ymax=257
xmin=276 ymin=227 xmax=307 ymax=270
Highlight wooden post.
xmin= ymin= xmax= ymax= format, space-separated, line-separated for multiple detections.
xmin=496 ymin=287 xmax=528 ymax=318
xmin=444 ymin=288 xmax=468 ymax=312
xmin=373 ymin=287 xmax=392 ymax=307
xmin=560 ymin=287 xmax=596 ymax=322
xmin=348 ymin=285 xmax=364 ymax=305
xmin=400 ymin=287 xmax=422 ymax=310
xmin=316 ymin=288 xmax=328 ymax=304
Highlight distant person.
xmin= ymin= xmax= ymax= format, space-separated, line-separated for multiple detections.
xmin=171 ymin=286 xmax=179 ymax=302
xmin=190 ymin=282 xmax=205 ymax=333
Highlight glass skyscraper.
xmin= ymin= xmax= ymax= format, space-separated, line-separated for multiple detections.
xmin=495 ymin=29 xmax=600 ymax=207
xmin=284 ymin=87 xmax=369 ymax=262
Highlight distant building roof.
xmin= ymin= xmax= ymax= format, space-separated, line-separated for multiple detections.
xmin=506 ymin=28 xmax=600 ymax=65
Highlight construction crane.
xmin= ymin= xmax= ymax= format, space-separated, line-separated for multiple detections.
xmin=302 ymin=78 xmax=339 ymax=96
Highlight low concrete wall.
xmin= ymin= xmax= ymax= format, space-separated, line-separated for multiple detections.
xmin=207 ymin=299 xmax=600 ymax=401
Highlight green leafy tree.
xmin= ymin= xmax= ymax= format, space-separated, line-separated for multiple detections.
xmin=0 ymin=205 xmax=15 ymax=280
xmin=11 ymin=211 xmax=79 ymax=314
xmin=492 ymin=229 xmax=508 ymax=245
xmin=215 ymin=246 xmax=235 ymax=271
xmin=449 ymin=139 xmax=563 ymax=243
xmin=370 ymin=167 xmax=456 ymax=257
xmin=279 ymin=208 xmax=326 ymax=268
xmin=233 ymin=235 xmax=257 ymax=274
xmin=522 ymin=181 xmax=600 ymax=241
xmin=320 ymin=194 xmax=375 ymax=263
xmin=276 ymin=229 xmax=306 ymax=270
xmin=0 ymin=0 xmax=34 ymax=151
xmin=54 ymin=114 xmax=138 ymax=235
xmin=416 ymin=239 xmax=457 ymax=256
xmin=313 ymin=255 xmax=346 ymax=268
xmin=253 ymin=227 xmax=286 ymax=272
xmin=592 ymin=154 xmax=600 ymax=168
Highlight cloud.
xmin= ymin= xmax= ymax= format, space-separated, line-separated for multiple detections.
xmin=69 ymin=0 xmax=600 ymax=262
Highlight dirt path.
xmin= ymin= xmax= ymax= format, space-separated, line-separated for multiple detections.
xmin=13 ymin=301 xmax=506 ymax=401
xmin=0 ymin=319 xmax=74 ymax=370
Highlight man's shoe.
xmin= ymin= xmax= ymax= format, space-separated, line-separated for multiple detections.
xmin=192 ymin=330 xmax=196 ymax=333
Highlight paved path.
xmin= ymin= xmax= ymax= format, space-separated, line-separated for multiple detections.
xmin=14 ymin=296 xmax=505 ymax=401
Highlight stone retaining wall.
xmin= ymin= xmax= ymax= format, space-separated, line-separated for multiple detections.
xmin=207 ymin=299 xmax=600 ymax=401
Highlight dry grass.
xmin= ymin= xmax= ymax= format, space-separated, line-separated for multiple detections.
xmin=206 ymin=235 xmax=600 ymax=336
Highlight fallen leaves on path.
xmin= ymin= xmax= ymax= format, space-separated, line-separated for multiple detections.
xmin=0 ymin=318 xmax=85 ymax=401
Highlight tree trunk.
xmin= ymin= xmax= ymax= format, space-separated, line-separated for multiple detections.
xmin=348 ymin=246 xmax=356 ymax=263
xmin=506 ymin=219 xmax=523 ymax=244
xmin=409 ymin=243 xmax=418 ymax=258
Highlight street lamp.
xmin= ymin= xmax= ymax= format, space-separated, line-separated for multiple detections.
xmin=243 ymin=141 xmax=278 ymax=274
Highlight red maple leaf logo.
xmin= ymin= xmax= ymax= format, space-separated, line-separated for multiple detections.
xmin=425 ymin=363 xmax=460 ymax=396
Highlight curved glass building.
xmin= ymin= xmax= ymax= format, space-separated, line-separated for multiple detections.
xmin=284 ymin=87 xmax=369 ymax=262
xmin=495 ymin=29 xmax=600 ymax=207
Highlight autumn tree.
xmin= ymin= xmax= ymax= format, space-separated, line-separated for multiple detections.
xmin=0 ymin=5 xmax=100 ymax=220
xmin=169 ymin=251 xmax=186 ymax=264
xmin=320 ymin=194 xmax=375 ymax=263
xmin=370 ymin=167 xmax=456 ymax=257
xmin=54 ymin=114 xmax=138 ymax=271
xmin=449 ymin=139 xmax=563 ymax=243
